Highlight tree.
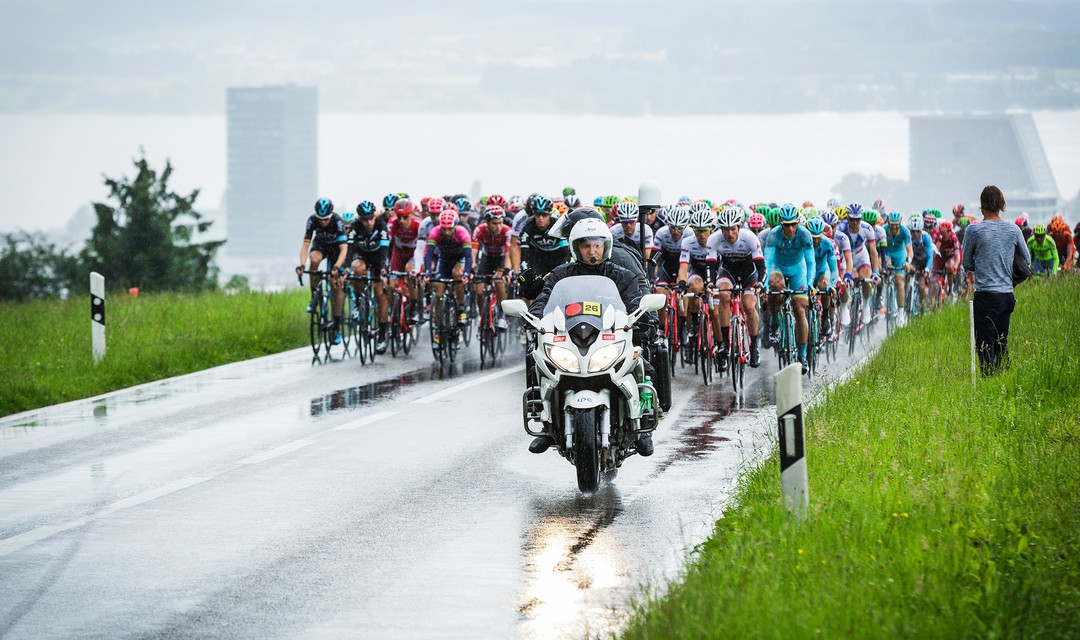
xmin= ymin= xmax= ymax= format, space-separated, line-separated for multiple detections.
xmin=0 ymin=232 xmax=81 ymax=301
xmin=831 ymin=173 xmax=912 ymax=212
xmin=80 ymin=151 xmax=225 ymax=293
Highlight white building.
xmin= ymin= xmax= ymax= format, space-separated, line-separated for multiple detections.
xmin=226 ymin=86 xmax=318 ymax=265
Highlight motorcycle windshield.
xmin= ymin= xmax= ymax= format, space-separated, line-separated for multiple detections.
xmin=543 ymin=275 xmax=625 ymax=333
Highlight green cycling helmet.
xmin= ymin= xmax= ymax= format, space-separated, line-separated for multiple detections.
xmin=602 ymin=194 xmax=620 ymax=208
xmin=805 ymin=207 xmax=819 ymax=218
xmin=863 ymin=209 xmax=879 ymax=225
xmin=932 ymin=208 xmax=942 ymax=219
xmin=957 ymin=216 xmax=971 ymax=228
xmin=1034 ymin=224 xmax=1046 ymax=235
xmin=765 ymin=207 xmax=781 ymax=227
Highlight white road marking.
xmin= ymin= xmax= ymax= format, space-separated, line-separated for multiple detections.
xmin=0 ymin=477 xmax=211 ymax=557
xmin=332 ymin=410 xmax=398 ymax=431
xmin=412 ymin=365 xmax=524 ymax=404
xmin=236 ymin=439 xmax=319 ymax=465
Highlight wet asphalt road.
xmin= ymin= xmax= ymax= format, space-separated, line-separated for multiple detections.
xmin=0 ymin=326 xmax=881 ymax=639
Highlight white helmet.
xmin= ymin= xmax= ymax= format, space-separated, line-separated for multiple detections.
xmin=667 ymin=204 xmax=691 ymax=229
xmin=568 ymin=218 xmax=613 ymax=265
xmin=716 ymin=206 xmax=745 ymax=228
xmin=615 ymin=200 xmax=639 ymax=222
xmin=689 ymin=207 xmax=715 ymax=230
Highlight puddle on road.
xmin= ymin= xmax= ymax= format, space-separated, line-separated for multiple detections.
xmin=308 ymin=357 xmax=493 ymax=417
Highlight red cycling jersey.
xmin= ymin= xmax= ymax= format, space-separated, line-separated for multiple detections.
xmin=472 ymin=223 xmax=511 ymax=257
xmin=935 ymin=229 xmax=960 ymax=256
xmin=388 ymin=215 xmax=421 ymax=273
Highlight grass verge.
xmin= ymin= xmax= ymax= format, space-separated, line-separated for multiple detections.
xmin=621 ymin=276 xmax=1080 ymax=639
xmin=1 ymin=289 xmax=310 ymax=417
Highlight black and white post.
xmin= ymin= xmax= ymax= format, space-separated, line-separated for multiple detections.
xmin=775 ymin=362 xmax=808 ymax=519
xmin=91 ymin=272 xmax=105 ymax=363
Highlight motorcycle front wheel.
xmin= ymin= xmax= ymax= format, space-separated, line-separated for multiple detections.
xmin=572 ymin=408 xmax=601 ymax=494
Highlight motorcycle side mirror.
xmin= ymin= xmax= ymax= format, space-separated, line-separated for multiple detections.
xmin=502 ymin=299 xmax=540 ymax=327
xmin=626 ymin=293 xmax=666 ymax=326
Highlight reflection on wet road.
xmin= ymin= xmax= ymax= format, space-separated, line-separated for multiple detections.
xmin=0 ymin=330 xmax=880 ymax=639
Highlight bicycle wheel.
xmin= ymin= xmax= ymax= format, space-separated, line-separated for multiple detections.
xmin=885 ymin=280 xmax=897 ymax=335
xmin=389 ymin=290 xmax=402 ymax=358
xmin=340 ymin=288 xmax=354 ymax=356
xmin=699 ymin=311 xmax=713 ymax=386
xmin=309 ymin=291 xmax=323 ymax=358
xmin=848 ymin=289 xmax=861 ymax=357
xmin=730 ymin=315 xmax=746 ymax=393
xmin=445 ymin=296 xmax=460 ymax=364
xmin=478 ymin=291 xmax=492 ymax=369
xmin=355 ymin=291 xmax=369 ymax=364
xmin=460 ymin=294 xmax=474 ymax=348
xmin=319 ymin=285 xmax=334 ymax=356
xmin=807 ymin=305 xmax=819 ymax=377
xmin=400 ymin=296 xmax=414 ymax=356
xmin=666 ymin=308 xmax=678 ymax=377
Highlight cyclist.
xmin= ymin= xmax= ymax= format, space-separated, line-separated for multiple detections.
xmin=611 ymin=201 xmax=654 ymax=261
xmin=528 ymin=218 xmax=658 ymax=457
xmin=471 ymin=204 xmax=512 ymax=328
xmin=1027 ymin=224 xmax=1060 ymax=275
xmin=836 ymin=203 xmax=880 ymax=325
xmin=1014 ymin=212 xmax=1034 ymax=241
xmin=513 ymin=196 xmax=570 ymax=283
xmin=881 ymin=211 xmax=914 ymax=315
xmin=864 ymin=209 xmax=888 ymax=314
xmin=763 ymin=203 xmax=816 ymax=374
xmin=908 ymin=215 xmax=936 ymax=310
xmin=676 ymin=206 xmax=716 ymax=348
xmin=424 ymin=209 xmax=474 ymax=333
xmin=381 ymin=193 xmax=399 ymax=220
xmin=1047 ymin=214 xmax=1075 ymax=272
xmin=708 ymin=206 xmax=765 ymax=368
xmin=932 ymin=220 xmax=961 ymax=298
xmin=297 ymin=198 xmax=349 ymax=345
xmin=389 ymin=197 xmax=425 ymax=324
xmin=346 ymin=203 xmax=390 ymax=353
xmin=807 ymin=217 xmax=839 ymax=338
xmin=651 ymin=204 xmax=691 ymax=339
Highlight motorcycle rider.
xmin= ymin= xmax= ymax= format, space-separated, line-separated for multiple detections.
xmin=527 ymin=215 xmax=659 ymax=457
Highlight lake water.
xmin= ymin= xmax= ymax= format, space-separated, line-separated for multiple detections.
xmin=3 ymin=111 xmax=1080 ymax=237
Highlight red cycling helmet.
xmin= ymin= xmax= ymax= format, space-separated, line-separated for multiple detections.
xmin=439 ymin=210 xmax=457 ymax=228
xmin=394 ymin=198 xmax=414 ymax=216
xmin=428 ymin=197 xmax=446 ymax=214
xmin=486 ymin=194 xmax=507 ymax=208
xmin=938 ymin=220 xmax=953 ymax=232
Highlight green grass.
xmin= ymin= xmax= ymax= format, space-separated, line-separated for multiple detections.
xmin=1 ymin=289 xmax=311 ymax=416
xmin=622 ymin=276 xmax=1080 ymax=639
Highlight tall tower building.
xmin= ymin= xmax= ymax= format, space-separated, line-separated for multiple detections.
xmin=226 ymin=86 xmax=317 ymax=260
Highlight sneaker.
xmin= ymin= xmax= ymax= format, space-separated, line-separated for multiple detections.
xmin=496 ymin=317 xmax=509 ymax=330
xmin=332 ymin=332 xmax=342 ymax=346
xmin=433 ymin=333 xmax=440 ymax=346
xmin=529 ymin=434 xmax=556 ymax=454
xmin=768 ymin=325 xmax=780 ymax=347
xmin=800 ymin=358 xmax=809 ymax=375
xmin=634 ymin=434 xmax=654 ymax=457
xmin=749 ymin=345 xmax=761 ymax=368
xmin=305 ymin=301 xmax=313 ymax=313
xmin=376 ymin=336 xmax=387 ymax=355
xmin=717 ymin=343 xmax=729 ymax=372
xmin=822 ymin=316 xmax=832 ymax=338
xmin=458 ymin=312 xmax=469 ymax=325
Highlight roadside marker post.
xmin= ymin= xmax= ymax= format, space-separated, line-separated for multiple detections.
xmin=775 ymin=362 xmax=808 ymax=520
xmin=969 ymin=300 xmax=976 ymax=386
xmin=91 ymin=272 xmax=105 ymax=363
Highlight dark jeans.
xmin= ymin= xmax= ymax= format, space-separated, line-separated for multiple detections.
xmin=973 ymin=291 xmax=1016 ymax=376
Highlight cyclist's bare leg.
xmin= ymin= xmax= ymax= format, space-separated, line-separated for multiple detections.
xmin=794 ymin=295 xmax=808 ymax=344
xmin=715 ymin=280 xmax=731 ymax=346
xmin=895 ymin=271 xmax=906 ymax=309
xmin=308 ymin=250 xmax=326 ymax=295
xmin=655 ymin=285 xmax=671 ymax=329
xmin=452 ymin=263 xmax=465 ymax=307
xmin=743 ymin=291 xmax=759 ymax=336
xmin=687 ymin=276 xmax=704 ymax=316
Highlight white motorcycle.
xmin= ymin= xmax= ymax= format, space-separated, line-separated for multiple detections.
xmin=502 ymin=275 xmax=666 ymax=494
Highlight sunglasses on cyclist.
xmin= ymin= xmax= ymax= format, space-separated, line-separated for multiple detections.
xmin=692 ymin=226 xmax=712 ymax=233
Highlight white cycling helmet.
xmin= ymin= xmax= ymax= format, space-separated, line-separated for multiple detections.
xmin=716 ymin=206 xmax=745 ymax=228
xmin=689 ymin=207 xmax=715 ymax=230
xmin=568 ymin=218 xmax=613 ymax=264
xmin=615 ymin=200 xmax=640 ymax=222
xmin=907 ymin=214 xmax=923 ymax=231
xmin=667 ymin=205 xmax=691 ymax=229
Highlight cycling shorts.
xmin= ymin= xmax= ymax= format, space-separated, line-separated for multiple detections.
xmin=435 ymin=254 xmax=465 ymax=280
xmin=475 ymin=254 xmax=505 ymax=277
xmin=684 ymin=261 xmax=709 ymax=281
xmin=350 ymin=248 xmax=384 ymax=278
xmin=716 ymin=265 xmax=759 ymax=290
xmin=655 ymin=261 xmax=679 ymax=287
xmin=931 ymin=253 xmax=957 ymax=272
xmin=884 ymin=250 xmax=908 ymax=270
xmin=389 ymin=247 xmax=416 ymax=274
xmin=1032 ymin=258 xmax=1056 ymax=275
xmin=770 ymin=263 xmax=808 ymax=294
xmin=852 ymin=246 xmax=871 ymax=271
xmin=311 ymin=240 xmax=343 ymax=266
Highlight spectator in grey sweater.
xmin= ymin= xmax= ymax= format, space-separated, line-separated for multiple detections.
xmin=961 ymin=185 xmax=1030 ymax=375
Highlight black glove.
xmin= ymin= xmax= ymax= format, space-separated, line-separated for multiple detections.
xmin=676 ymin=280 xmax=688 ymax=293
xmin=518 ymin=267 xmax=544 ymax=299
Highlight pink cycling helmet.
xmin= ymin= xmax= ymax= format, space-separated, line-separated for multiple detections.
xmin=428 ymin=197 xmax=446 ymax=214
xmin=748 ymin=212 xmax=766 ymax=229
xmin=439 ymin=210 xmax=457 ymax=228
xmin=1014 ymin=213 xmax=1029 ymax=227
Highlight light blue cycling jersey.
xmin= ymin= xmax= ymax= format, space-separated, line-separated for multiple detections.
xmin=883 ymin=224 xmax=912 ymax=267
xmin=813 ymin=236 xmax=839 ymax=287
xmin=764 ymin=225 xmax=816 ymax=291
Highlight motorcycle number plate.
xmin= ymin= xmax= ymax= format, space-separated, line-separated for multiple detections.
xmin=553 ymin=335 xmax=566 ymax=342
xmin=602 ymin=333 xmax=615 ymax=341
xmin=565 ymin=301 xmax=601 ymax=317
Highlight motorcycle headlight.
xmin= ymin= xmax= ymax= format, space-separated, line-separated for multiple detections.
xmin=588 ymin=341 xmax=624 ymax=373
xmin=545 ymin=344 xmax=581 ymax=373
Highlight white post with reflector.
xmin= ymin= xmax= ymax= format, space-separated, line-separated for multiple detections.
xmin=775 ymin=362 xmax=807 ymax=519
xmin=91 ymin=272 xmax=105 ymax=363
xmin=637 ymin=180 xmax=662 ymax=272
